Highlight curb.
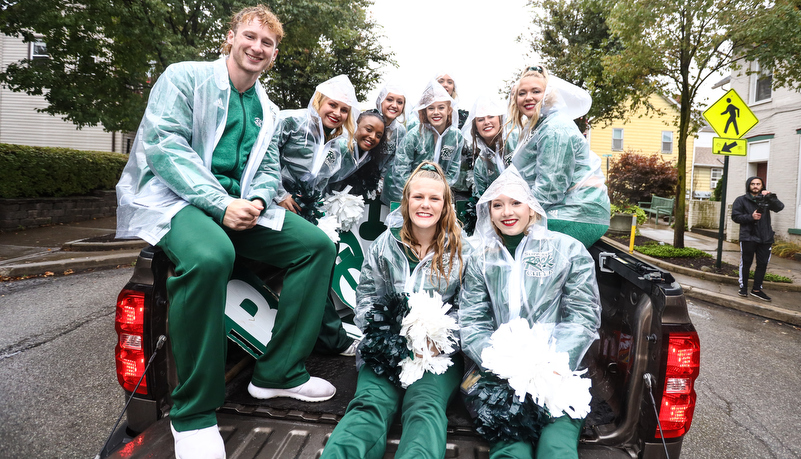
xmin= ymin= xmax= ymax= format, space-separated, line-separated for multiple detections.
xmin=679 ymin=283 xmax=801 ymax=326
xmin=62 ymin=238 xmax=148 ymax=252
xmin=601 ymin=237 xmax=801 ymax=292
xmin=0 ymin=249 xmax=140 ymax=278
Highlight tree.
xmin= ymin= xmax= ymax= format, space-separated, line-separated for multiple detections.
xmin=0 ymin=0 xmax=392 ymax=133
xmin=528 ymin=0 xmax=801 ymax=247
xmin=607 ymin=151 xmax=678 ymax=206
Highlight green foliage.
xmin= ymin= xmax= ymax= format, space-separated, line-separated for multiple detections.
xmin=758 ymin=272 xmax=792 ymax=284
xmin=527 ymin=0 xmax=801 ymax=248
xmin=608 ymin=151 xmax=677 ymax=205
xmin=610 ymin=202 xmax=647 ymax=225
xmin=711 ymin=174 xmax=724 ymax=202
xmin=772 ymin=241 xmax=801 ymax=259
xmin=634 ymin=244 xmax=711 ymax=258
xmin=0 ymin=0 xmax=393 ymax=132
xmin=0 ymin=144 xmax=128 ymax=198
xmin=522 ymin=0 xmax=654 ymax=130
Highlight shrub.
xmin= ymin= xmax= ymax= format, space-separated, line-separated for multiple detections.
xmin=607 ymin=151 xmax=678 ymax=204
xmin=0 ymin=143 xmax=128 ymax=198
xmin=772 ymin=241 xmax=801 ymax=259
xmin=634 ymin=244 xmax=711 ymax=258
xmin=610 ymin=203 xmax=647 ymax=226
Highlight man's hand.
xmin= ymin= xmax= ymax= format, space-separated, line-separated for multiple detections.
xmin=278 ymin=195 xmax=301 ymax=214
xmin=223 ymin=199 xmax=263 ymax=230
xmin=752 ymin=209 xmax=762 ymax=220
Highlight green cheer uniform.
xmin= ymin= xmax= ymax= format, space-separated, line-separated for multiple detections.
xmin=320 ymin=210 xmax=466 ymax=459
xmin=458 ymin=166 xmax=601 ymax=458
xmin=384 ymin=124 xmax=466 ymax=203
xmin=116 ymin=57 xmax=336 ymax=432
xmin=510 ymin=112 xmax=610 ymax=248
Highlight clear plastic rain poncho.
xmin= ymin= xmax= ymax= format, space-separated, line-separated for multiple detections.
xmin=383 ymin=80 xmax=466 ymax=203
xmin=459 ymin=166 xmax=601 ymax=371
xmin=510 ymin=74 xmax=610 ymax=226
xmin=375 ymin=81 xmax=409 ymax=205
xmin=354 ymin=207 xmax=464 ymax=349
xmin=274 ymin=74 xmax=360 ymax=202
xmin=461 ymin=95 xmax=520 ymax=198
xmin=116 ymin=57 xmax=284 ymax=245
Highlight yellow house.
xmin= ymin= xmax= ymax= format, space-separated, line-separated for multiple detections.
xmin=588 ymin=94 xmax=694 ymax=186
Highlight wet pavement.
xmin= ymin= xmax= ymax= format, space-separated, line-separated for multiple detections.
xmin=1 ymin=217 xmax=800 ymax=325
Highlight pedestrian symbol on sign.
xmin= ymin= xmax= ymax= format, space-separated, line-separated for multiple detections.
xmin=703 ymin=89 xmax=758 ymax=139
xmin=721 ymin=98 xmax=740 ymax=136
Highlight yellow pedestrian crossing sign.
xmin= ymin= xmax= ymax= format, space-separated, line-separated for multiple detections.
xmin=712 ymin=137 xmax=747 ymax=156
xmin=703 ymin=89 xmax=758 ymax=138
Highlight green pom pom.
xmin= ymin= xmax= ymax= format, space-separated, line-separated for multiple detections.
xmin=359 ymin=292 xmax=410 ymax=387
xmin=464 ymin=372 xmax=551 ymax=443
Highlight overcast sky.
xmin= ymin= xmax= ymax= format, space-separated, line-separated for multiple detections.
xmin=363 ymin=0 xmax=532 ymax=111
xmin=363 ymin=0 xmax=729 ymax=118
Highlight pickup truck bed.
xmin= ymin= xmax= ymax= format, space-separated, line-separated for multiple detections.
xmin=105 ymin=239 xmax=696 ymax=459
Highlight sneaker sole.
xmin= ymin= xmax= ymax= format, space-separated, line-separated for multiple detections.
xmin=248 ymin=383 xmax=336 ymax=402
xmin=749 ymin=292 xmax=771 ymax=302
xmin=738 ymin=293 xmax=748 ymax=297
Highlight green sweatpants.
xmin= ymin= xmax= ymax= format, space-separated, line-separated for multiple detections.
xmin=314 ymin=294 xmax=353 ymax=354
xmin=489 ymin=416 xmax=584 ymax=459
xmin=320 ymin=359 xmax=464 ymax=459
xmin=547 ymin=219 xmax=609 ymax=249
xmin=159 ymin=206 xmax=336 ymax=431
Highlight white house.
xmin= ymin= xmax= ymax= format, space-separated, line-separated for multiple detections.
xmin=723 ymin=61 xmax=801 ymax=243
xmin=1 ymin=34 xmax=129 ymax=153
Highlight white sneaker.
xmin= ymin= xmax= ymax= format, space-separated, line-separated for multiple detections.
xmin=248 ymin=376 xmax=336 ymax=402
xmin=170 ymin=422 xmax=226 ymax=459
xmin=339 ymin=338 xmax=361 ymax=357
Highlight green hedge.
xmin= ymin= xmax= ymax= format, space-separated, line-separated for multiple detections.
xmin=0 ymin=143 xmax=128 ymax=198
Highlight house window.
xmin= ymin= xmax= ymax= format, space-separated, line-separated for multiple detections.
xmin=710 ymin=168 xmax=723 ymax=189
xmin=29 ymin=39 xmax=48 ymax=59
xmin=661 ymin=131 xmax=674 ymax=153
xmin=612 ymin=128 xmax=623 ymax=151
xmin=753 ymin=62 xmax=772 ymax=103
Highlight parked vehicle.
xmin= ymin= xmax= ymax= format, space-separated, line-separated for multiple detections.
xmin=103 ymin=203 xmax=699 ymax=458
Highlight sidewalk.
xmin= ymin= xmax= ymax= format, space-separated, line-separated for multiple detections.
xmin=2 ymin=218 xmax=800 ymax=326
xmin=0 ymin=216 xmax=145 ymax=278
xmin=604 ymin=222 xmax=801 ymax=326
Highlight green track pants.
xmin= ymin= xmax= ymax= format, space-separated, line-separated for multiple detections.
xmin=321 ymin=359 xmax=464 ymax=459
xmin=159 ymin=206 xmax=336 ymax=431
xmin=489 ymin=416 xmax=584 ymax=459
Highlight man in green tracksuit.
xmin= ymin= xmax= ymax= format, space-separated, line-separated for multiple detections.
xmin=115 ymin=6 xmax=336 ymax=458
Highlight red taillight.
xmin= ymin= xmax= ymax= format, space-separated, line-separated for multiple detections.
xmin=115 ymin=289 xmax=148 ymax=395
xmin=656 ymin=331 xmax=700 ymax=438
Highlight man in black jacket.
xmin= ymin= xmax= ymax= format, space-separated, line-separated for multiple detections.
xmin=731 ymin=176 xmax=784 ymax=301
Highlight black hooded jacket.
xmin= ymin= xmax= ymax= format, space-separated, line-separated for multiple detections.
xmin=731 ymin=176 xmax=784 ymax=244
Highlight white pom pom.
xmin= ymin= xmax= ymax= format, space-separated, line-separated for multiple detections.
xmin=322 ymin=187 xmax=366 ymax=233
xmin=481 ymin=318 xmax=592 ymax=419
xmin=396 ymin=291 xmax=459 ymax=388
xmin=316 ymin=215 xmax=340 ymax=243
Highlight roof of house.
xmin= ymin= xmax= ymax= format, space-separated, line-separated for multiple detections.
xmin=693 ymin=147 xmax=724 ymax=167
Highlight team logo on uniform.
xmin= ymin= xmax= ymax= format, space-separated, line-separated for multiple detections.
xmin=548 ymin=209 xmax=559 ymax=218
xmin=440 ymin=146 xmax=455 ymax=160
xmin=521 ymin=250 xmax=554 ymax=278
xmin=325 ymin=150 xmax=337 ymax=167
xmin=215 ymin=98 xmax=225 ymax=110
xmin=254 ymin=117 xmax=263 ymax=128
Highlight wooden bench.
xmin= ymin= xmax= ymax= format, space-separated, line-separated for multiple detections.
xmin=638 ymin=196 xmax=675 ymax=225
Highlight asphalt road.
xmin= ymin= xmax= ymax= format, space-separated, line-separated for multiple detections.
xmin=681 ymin=298 xmax=801 ymax=458
xmin=1 ymin=268 xmax=800 ymax=458
xmin=0 ymin=267 xmax=132 ymax=459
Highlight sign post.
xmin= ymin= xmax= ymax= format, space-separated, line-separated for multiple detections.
xmin=702 ymin=89 xmax=758 ymax=268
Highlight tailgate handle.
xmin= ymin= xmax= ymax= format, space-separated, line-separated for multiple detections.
xmin=599 ymin=252 xmax=616 ymax=273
